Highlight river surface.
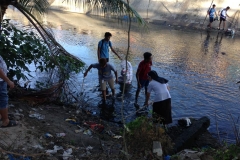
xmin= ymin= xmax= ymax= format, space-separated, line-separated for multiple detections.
xmin=6 ymin=10 xmax=240 ymax=143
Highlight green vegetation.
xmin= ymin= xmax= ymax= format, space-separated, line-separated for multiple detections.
xmin=125 ymin=116 xmax=173 ymax=157
xmin=214 ymin=144 xmax=240 ymax=160
xmin=0 ymin=19 xmax=84 ymax=82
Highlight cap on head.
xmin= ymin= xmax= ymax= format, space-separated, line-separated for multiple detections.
xmin=143 ymin=52 xmax=152 ymax=60
xmin=226 ymin=6 xmax=230 ymax=9
xmin=104 ymin=32 xmax=112 ymax=38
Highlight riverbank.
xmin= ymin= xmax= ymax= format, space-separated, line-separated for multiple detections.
xmin=0 ymin=93 xmax=221 ymax=160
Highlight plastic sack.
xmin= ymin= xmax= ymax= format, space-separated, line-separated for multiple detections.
xmin=118 ymin=60 xmax=133 ymax=84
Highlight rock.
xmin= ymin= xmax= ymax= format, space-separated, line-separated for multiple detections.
xmin=173 ymin=117 xmax=210 ymax=153
xmin=177 ymin=149 xmax=203 ymax=160
xmin=153 ymin=141 xmax=163 ymax=157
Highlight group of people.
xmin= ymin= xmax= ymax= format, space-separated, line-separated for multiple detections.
xmin=0 ymin=31 xmax=172 ymax=129
xmin=84 ymin=32 xmax=172 ymax=125
xmin=207 ymin=4 xmax=231 ymax=30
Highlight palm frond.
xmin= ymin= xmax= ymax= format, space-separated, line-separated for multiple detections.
xmin=18 ymin=0 xmax=49 ymax=15
xmin=17 ymin=0 xmax=50 ymax=20
xmin=63 ymin=0 xmax=146 ymax=26
xmin=13 ymin=2 xmax=84 ymax=66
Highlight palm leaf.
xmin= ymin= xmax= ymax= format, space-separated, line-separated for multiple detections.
xmin=18 ymin=0 xmax=49 ymax=15
xmin=63 ymin=0 xmax=146 ymax=26
xmin=12 ymin=2 xmax=84 ymax=66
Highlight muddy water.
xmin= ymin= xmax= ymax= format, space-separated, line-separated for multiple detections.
xmin=6 ymin=10 xmax=240 ymax=143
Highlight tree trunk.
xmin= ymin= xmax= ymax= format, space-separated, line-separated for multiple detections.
xmin=0 ymin=0 xmax=17 ymax=22
xmin=0 ymin=5 xmax=7 ymax=22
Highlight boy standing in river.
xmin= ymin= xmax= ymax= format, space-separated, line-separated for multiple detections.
xmin=135 ymin=52 xmax=152 ymax=105
xmin=97 ymin=32 xmax=121 ymax=62
xmin=84 ymin=58 xmax=118 ymax=102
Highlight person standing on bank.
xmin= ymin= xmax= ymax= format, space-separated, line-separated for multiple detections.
xmin=207 ymin=4 xmax=217 ymax=29
xmin=0 ymin=55 xmax=17 ymax=128
xmin=145 ymin=70 xmax=172 ymax=125
xmin=135 ymin=52 xmax=152 ymax=105
xmin=84 ymin=58 xmax=118 ymax=102
xmin=98 ymin=32 xmax=121 ymax=62
xmin=218 ymin=6 xmax=231 ymax=31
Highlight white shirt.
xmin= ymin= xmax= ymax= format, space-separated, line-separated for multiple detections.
xmin=147 ymin=80 xmax=171 ymax=102
xmin=221 ymin=9 xmax=227 ymax=17
xmin=119 ymin=60 xmax=133 ymax=84
xmin=0 ymin=56 xmax=7 ymax=81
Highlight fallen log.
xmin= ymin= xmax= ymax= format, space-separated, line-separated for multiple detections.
xmin=173 ymin=116 xmax=210 ymax=153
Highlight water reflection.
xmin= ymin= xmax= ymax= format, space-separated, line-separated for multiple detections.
xmin=214 ymin=32 xmax=223 ymax=54
xmin=203 ymin=31 xmax=210 ymax=54
xmin=98 ymin=98 xmax=116 ymax=120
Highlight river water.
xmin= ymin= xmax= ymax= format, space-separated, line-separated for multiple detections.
xmin=6 ymin=10 xmax=240 ymax=143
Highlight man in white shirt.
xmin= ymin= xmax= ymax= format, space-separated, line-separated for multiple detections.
xmin=218 ymin=6 xmax=231 ymax=31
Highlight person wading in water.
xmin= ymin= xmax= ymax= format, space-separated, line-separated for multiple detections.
xmin=84 ymin=58 xmax=118 ymax=103
xmin=135 ymin=52 xmax=152 ymax=106
xmin=145 ymin=70 xmax=172 ymax=126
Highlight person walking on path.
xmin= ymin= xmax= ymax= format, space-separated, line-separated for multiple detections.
xmin=135 ymin=52 xmax=152 ymax=105
xmin=218 ymin=6 xmax=231 ymax=31
xmin=0 ymin=55 xmax=17 ymax=128
xmin=98 ymin=32 xmax=121 ymax=62
xmin=207 ymin=4 xmax=218 ymax=29
xmin=84 ymin=58 xmax=118 ymax=103
xmin=145 ymin=70 xmax=172 ymax=125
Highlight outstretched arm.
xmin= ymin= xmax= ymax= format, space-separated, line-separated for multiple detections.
xmin=146 ymin=92 xmax=150 ymax=105
xmin=0 ymin=69 xmax=14 ymax=89
xmin=110 ymin=47 xmax=121 ymax=60
xmin=84 ymin=65 xmax=93 ymax=77
xmin=114 ymin=71 xmax=118 ymax=83
xmin=167 ymin=85 xmax=170 ymax=91
xmin=97 ymin=47 xmax=101 ymax=61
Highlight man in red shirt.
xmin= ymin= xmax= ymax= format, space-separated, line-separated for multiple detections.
xmin=135 ymin=52 xmax=152 ymax=105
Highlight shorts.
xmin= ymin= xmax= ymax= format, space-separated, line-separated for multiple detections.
xmin=100 ymin=78 xmax=114 ymax=90
xmin=137 ymin=79 xmax=149 ymax=90
xmin=0 ymin=81 xmax=8 ymax=109
xmin=220 ymin=17 xmax=226 ymax=21
xmin=209 ymin=17 xmax=214 ymax=23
